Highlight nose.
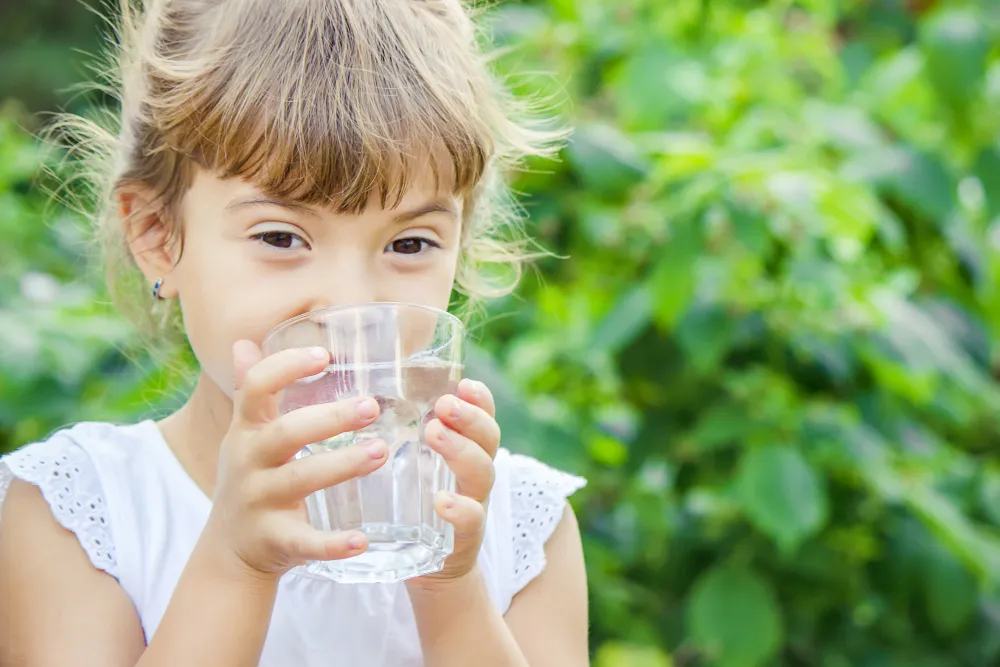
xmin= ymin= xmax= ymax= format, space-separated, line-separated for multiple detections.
xmin=303 ymin=253 xmax=378 ymax=312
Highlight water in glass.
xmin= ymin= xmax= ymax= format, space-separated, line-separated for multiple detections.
xmin=281 ymin=358 xmax=461 ymax=583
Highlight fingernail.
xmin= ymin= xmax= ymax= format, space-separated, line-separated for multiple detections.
xmin=357 ymin=398 xmax=378 ymax=420
xmin=460 ymin=378 xmax=476 ymax=396
xmin=365 ymin=440 xmax=386 ymax=459
xmin=348 ymin=535 xmax=366 ymax=550
xmin=436 ymin=424 xmax=451 ymax=447
xmin=449 ymin=396 xmax=462 ymax=419
xmin=472 ymin=381 xmax=487 ymax=399
xmin=309 ymin=347 xmax=329 ymax=361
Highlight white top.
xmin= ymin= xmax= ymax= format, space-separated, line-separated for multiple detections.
xmin=0 ymin=421 xmax=585 ymax=666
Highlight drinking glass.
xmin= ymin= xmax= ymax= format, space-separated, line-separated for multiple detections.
xmin=261 ymin=302 xmax=464 ymax=583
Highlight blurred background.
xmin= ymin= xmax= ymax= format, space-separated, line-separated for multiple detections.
xmin=3 ymin=0 xmax=1000 ymax=665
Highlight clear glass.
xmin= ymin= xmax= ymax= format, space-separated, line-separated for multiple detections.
xmin=261 ymin=302 xmax=464 ymax=583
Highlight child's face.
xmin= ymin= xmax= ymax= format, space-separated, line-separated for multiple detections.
xmin=160 ymin=166 xmax=462 ymax=398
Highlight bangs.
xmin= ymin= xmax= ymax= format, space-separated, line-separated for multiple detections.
xmin=62 ymin=0 xmax=565 ymax=356
xmin=147 ymin=0 xmax=495 ymax=212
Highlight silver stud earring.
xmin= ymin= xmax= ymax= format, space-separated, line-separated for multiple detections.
xmin=152 ymin=277 xmax=164 ymax=300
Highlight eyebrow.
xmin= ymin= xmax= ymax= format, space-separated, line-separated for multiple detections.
xmin=225 ymin=196 xmax=458 ymax=224
xmin=225 ymin=196 xmax=319 ymax=217
xmin=391 ymin=201 xmax=459 ymax=225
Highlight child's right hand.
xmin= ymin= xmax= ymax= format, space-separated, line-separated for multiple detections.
xmin=203 ymin=339 xmax=385 ymax=578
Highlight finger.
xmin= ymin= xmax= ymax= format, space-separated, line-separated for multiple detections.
xmin=233 ymin=339 xmax=264 ymax=391
xmin=434 ymin=490 xmax=486 ymax=542
xmin=266 ymin=439 xmax=388 ymax=500
xmin=236 ymin=345 xmax=330 ymax=424
xmin=425 ymin=418 xmax=495 ymax=502
xmin=276 ymin=522 xmax=370 ymax=563
xmin=257 ymin=397 xmax=380 ymax=465
xmin=457 ymin=378 xmax=496 ymax=419
xmin=434 ymin=394 xmax=501 ymax=459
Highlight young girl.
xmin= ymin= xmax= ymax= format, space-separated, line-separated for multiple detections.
xmin=0 ymin=1 xmax=589 ymax=665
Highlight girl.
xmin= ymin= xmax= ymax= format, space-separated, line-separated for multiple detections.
xmin=0 ymin=1 xmax=589 ymax=666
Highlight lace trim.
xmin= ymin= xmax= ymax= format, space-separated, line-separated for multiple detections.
xmin=0 ymin=437 xmax=118 ymax=579
xmin=508 ymin=454 xmax=586 ymax=594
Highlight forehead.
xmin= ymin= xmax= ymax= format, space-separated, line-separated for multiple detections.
xmin=186 ymin=159 xmax=462 ymax=217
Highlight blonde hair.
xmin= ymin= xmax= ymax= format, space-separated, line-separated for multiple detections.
xmin=54 ymin=0 xmax=563 ymax=351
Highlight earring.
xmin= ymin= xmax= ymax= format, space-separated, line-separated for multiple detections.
xmin=152 ymin=277 xmax=164 ymax=300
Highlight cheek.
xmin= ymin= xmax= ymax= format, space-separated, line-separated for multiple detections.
xmin=385 ymin=260 xmax=456 ymax=312
xmin=172 ymin=240 xmax=292 ymax=395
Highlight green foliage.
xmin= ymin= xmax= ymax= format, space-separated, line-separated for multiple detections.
xmin=919 ymin=7 xmax=991 ymax=119
xmin=688 ymin=564 xmax=783 ymax=667
xmin=0 ymin=115 xmax=186 ymax=446
xmin=5 ymin=0 xmax=1000 ymax=664
xmin=736 ymin=445 xmax=828 ymax=555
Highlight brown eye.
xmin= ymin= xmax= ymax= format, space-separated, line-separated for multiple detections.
xmin=385 ymin=237 xmax=441 ymax=256
xmin=392 ymin=238 xmax=423 ymax=254
xmin=254 ymin=231 xmax=304 ymax=249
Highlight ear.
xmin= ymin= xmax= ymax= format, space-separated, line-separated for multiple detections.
xmin=119 ymin=186 xmax=180 ymax=299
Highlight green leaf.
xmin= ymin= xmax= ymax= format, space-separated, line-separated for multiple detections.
xmin=905 ymin=482 xmax=1000 ymax=584
xmin=685 ymin=403 xmax=751 ymax=454
xmin=737 ymin=446 xmax=829 ymax=553
xmin=578 ymin=199 xmax=626 ymax=246
xmin=923 ymin=539 xmax=979 ymax=638
xmin=726 ymin=197 xmax=771 ymax=257
xmin=974 ymin=147 xmax=1000 ymax=219
xmin=803 ymin=100 xmax=887 ymax=153
xmin=614 ymin=47 xmax=704 ymax=130
xmin=920 ymin=8 xmax=990 ymax=112
xmin=840 ymin=40 xmax=874 ymax=86
xmin=590 ymin=285 xmax=652 ymax=354
xmin=675 ymin=305 xmax=734 ymax=374
xmin=648 ymin=221 xmax=701 ymax=330
xmin=589 ymin=433 xmax=628 ymax=467
xmin=980 ymin=467 xmax=1000 ymax=527
xmin=860 ymin=147 xmax=957 ymax=224
xmin=687 ymin=565 xmax=783 ymax=667
xmin=565 ymin=124 xmax=650 ymax=199
xmin=594 ymin=642 xmax=673 ymax=667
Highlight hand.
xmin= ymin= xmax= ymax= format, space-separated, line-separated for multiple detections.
xmin=204 ymin=339 xmax=387 ymax=578
xmin=410 ymin=378 xmax=501 ymax=587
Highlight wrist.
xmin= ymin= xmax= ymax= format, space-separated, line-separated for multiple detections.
xmin=407 ymin=565 xmax=523 ymax=665
xmin=197 ymin=523 xmax=282 ymax=591
xmin=406 ymin=564 xmax=486 ymax=602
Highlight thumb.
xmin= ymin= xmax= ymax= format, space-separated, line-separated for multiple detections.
xmin=232 ymin=339 xmax=264 ymax=392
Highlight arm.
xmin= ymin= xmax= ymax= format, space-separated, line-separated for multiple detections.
xmin=137 ymin=531 xmax=280 ymax=666
xmin=0 ymin=479 xmax=279 ymax=667
xmin=1 ymin=342 xmax=388 ymax=667
xmin=504 ymin=504 xmax=590 ymax=665
xmin=408 ymin=504 xmax=590 ymax=667
xmin=0 ymin=479 xmax=146 ymax=667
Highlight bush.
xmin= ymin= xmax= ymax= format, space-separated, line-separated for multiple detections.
xmin=3 ymin=0 xmax=1000 ymax=664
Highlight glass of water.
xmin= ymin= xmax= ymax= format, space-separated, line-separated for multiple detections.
xmin=261 ymin=302 xmax=464 ymax=583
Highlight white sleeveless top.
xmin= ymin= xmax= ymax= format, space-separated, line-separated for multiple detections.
xmin=0 ymin=421 xmax=585 ymax=666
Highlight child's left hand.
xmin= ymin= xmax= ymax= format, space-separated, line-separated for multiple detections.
xmin=412 ymin=377 xmax=500 ymax=586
